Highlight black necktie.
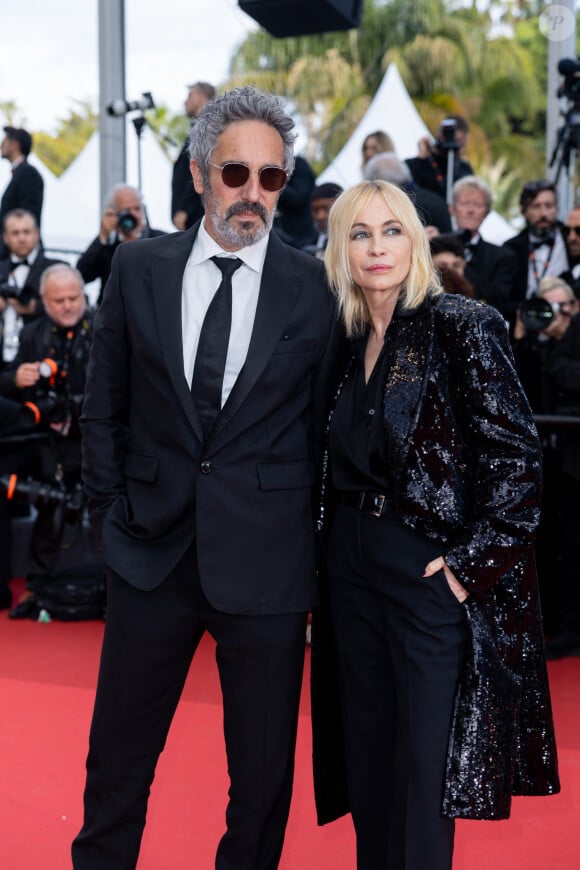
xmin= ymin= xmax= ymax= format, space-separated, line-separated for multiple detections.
xmin=11 ymin=258 xmax=28 ymax=268
xmin=191 ymin=256 xmax=243 ymax=441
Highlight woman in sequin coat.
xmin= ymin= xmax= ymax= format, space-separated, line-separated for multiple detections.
xmin=311 ymin=180 xmax=560 ymax=870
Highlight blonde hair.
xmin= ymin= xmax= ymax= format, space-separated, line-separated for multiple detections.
xmin=324 ymin=180 xmax=442 ymax=336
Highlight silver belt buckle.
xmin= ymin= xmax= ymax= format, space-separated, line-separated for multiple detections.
xmin=358 ymin=492 xmax=385 ymax=517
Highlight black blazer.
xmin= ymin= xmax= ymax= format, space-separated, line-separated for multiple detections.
xmin=171 ymin=139 xmax=204 ymax=229
xmin=464 ymin=237 xmax=516 ymax=315
xmin=273 ymin=156 xmax=316 ymax=248
xmin=80 ymin=226 xmax=335 ymax=613
xmin=76 ymin=227 xmax=166 ymax=304
xmin=0 ymin=160 xmax=44 ymax=229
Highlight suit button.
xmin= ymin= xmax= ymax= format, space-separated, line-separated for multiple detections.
xmin=200 ymin=460 xmax=212 ymax=474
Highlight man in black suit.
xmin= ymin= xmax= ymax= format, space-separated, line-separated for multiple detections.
xmin=77 ymin=183 xmax=165 ymax=304
xmin=72 ymin=85 xmax=334 ymax=870
xmin=0 ymin=127 xmax=44 ymax=257
xmin=171 ymin=81 xmax=216 ymax=230
xmin=503 ymin=179 xmax=570 ymax=328
xmin=273 ymin=155 xmax=317 ymax=247
xmin=449 ymin=175 xmax=516 ymax=316
xmin=0 ymin=209 xmax=63 ymax=365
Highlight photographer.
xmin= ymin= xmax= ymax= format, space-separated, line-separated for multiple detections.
xmin=77 ymin=183 xmax=165 ymax=305
xmin=405 ymin=114 xmax=474 ymax=201
xmin=543 ymin=299 xmax=580 ymax=658
xmin=503 ymin=180 xmax=571 ymax=331
xmin=512 ymin=277 xmax=579 ymax=643
xmin=0 ymin=264 xmax=93 ymax=617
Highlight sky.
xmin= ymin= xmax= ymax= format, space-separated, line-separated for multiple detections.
xmin=0 ymin=0 xmax=258 ymax=131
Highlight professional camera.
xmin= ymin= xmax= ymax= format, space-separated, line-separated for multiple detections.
xmin=24 ymin=358 xmax=84 ymax=428
xmin=107 ymin=91 xmax=155 ymax=117
xmin=435 ymin=119 xmax=460 ymax=151
xmin=0 ymin=281 xmax=19 ymax=300
xmin=558 ymin=58 xmax=580 ymax=103
xmin=0 ymin=281 xmax=34 ymax=304
xmin=0 ymin=473 xmax=85 ymax=524
xmin=520 ymin=297 xmax=562 ymax=332
xmin=117 ymin=210 xmax=138 ymax=234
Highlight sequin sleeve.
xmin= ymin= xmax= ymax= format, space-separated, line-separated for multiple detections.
xmin=437 ymin=301 xmax=543 ymax=596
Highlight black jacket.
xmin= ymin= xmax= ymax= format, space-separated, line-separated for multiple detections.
xmin=80 ymin=225 xmax=335 ymax=611
xmin=76 ymin=227 xmax=166 ymax=304
xmin=464 ymin=237 xmax=517 ymax=315
xmin=312 ymin=293 xmax=559 ymax=822
xmin=0 ymin=160 xmax=44 ymax=228
xmin=171 ymin=138 xmax=204 ymax=229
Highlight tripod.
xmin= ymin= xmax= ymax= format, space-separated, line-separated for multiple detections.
xmin=549 ymin=103 xmax=580 ymax=185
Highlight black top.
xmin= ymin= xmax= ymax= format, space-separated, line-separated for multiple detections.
xmin=329 ymin=334 xmax=389 ymax=493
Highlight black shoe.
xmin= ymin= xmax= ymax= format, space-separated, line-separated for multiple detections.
xmin=545 ymin=636 xmax=580 ymax=660
xmin=9 ymin=596 xmax=40 ymax=620
xmin=0 ymin=586 xmax=12 ymax=610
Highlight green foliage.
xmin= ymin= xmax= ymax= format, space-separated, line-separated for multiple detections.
xmin=223 ymin=0 xmax=557 ymax=218
xmin=32 ymin=100 xmax=97 ymax=176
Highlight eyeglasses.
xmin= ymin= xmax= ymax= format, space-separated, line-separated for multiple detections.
xmin=563 ymin=225 xmax=580 ymax=237
xmin=209 ymin=162 xmax=287 ymax=192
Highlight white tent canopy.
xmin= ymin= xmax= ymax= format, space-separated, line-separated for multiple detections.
xmin=0 ymin=153 xmax=96 ymax=254
xmin=317 ymin=64 xmax=430 ymax=188
xmin=317 ymin=64 xmax=515 ymax=244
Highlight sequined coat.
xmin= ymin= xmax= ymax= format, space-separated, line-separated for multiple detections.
xmin=312 ymin=292 xmax=560 ymax=824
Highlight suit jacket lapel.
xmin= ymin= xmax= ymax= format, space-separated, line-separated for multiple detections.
xmin=151 ymin=226 xmax=203 ymax=440
xmin=210 ymin=233 xmax=302 ymax=449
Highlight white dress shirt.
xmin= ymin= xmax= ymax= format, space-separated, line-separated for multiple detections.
xmin=182 ymin=220 xmax=268 ymax=406
xmin=526 ymin=229 xmax=569 ymax=297
xmin=2 ymin=245 xmax=40 ymax=363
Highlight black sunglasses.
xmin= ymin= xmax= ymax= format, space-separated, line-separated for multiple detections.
xmin=209 ymin=162 xmax=287 ymax=192
xmin=563 ymin=225 xmax=580 ymax=237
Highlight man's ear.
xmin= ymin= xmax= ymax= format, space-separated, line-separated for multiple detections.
xmin=190 ymin=160 xmax=204 ymax=195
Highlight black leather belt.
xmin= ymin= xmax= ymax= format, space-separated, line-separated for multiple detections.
xmin=343 ymin=491 xmax=390 ymax=518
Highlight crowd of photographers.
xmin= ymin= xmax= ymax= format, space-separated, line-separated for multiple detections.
xmin=1 ymin=113 xmax=580 ymax=656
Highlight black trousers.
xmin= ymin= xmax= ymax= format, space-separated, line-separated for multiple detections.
xmin=72 ymin=544 xmax=308 ymax=870
xmin=327 ymin=500 xmax=467 ymax=870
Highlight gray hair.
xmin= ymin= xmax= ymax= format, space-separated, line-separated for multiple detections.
xmin=188 ymin=86 xmax=296 ymax=182
xmin=452 ymin=175 xmax=492 ymax=209
xmin=39 ymin=263 xmax=85 ymax=296
xmin=103 ymin=183 xmax=143 ymax=211
xmin=363 ymin=151 xmax=412 ymax=185
xmin=538 ymin=276 xmax=575 ymax=300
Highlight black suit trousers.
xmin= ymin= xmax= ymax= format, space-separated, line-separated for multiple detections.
xmin=327 ymin=500 xmax=467 ymax=870
xmin=72 ymin=543 xmax=308 ymax=870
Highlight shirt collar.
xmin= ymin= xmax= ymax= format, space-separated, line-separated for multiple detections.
xmin=191 ymin=219 xmax=269 ymax=273
xmin=11 ymin=156 xmax=25 ymax=170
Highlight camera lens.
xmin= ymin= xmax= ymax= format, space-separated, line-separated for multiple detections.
xmin=117 ymin=210 xmax=138 ymax=233
xmin=520 ymin=297 xmax=555 ymax=332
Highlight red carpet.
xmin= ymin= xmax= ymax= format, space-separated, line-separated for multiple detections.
xmin=0 ymin=581 xmax=578 ymax=869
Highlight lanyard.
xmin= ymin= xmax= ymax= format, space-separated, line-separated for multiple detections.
xmin=529 ymin=239 xmax=555 ymax=289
